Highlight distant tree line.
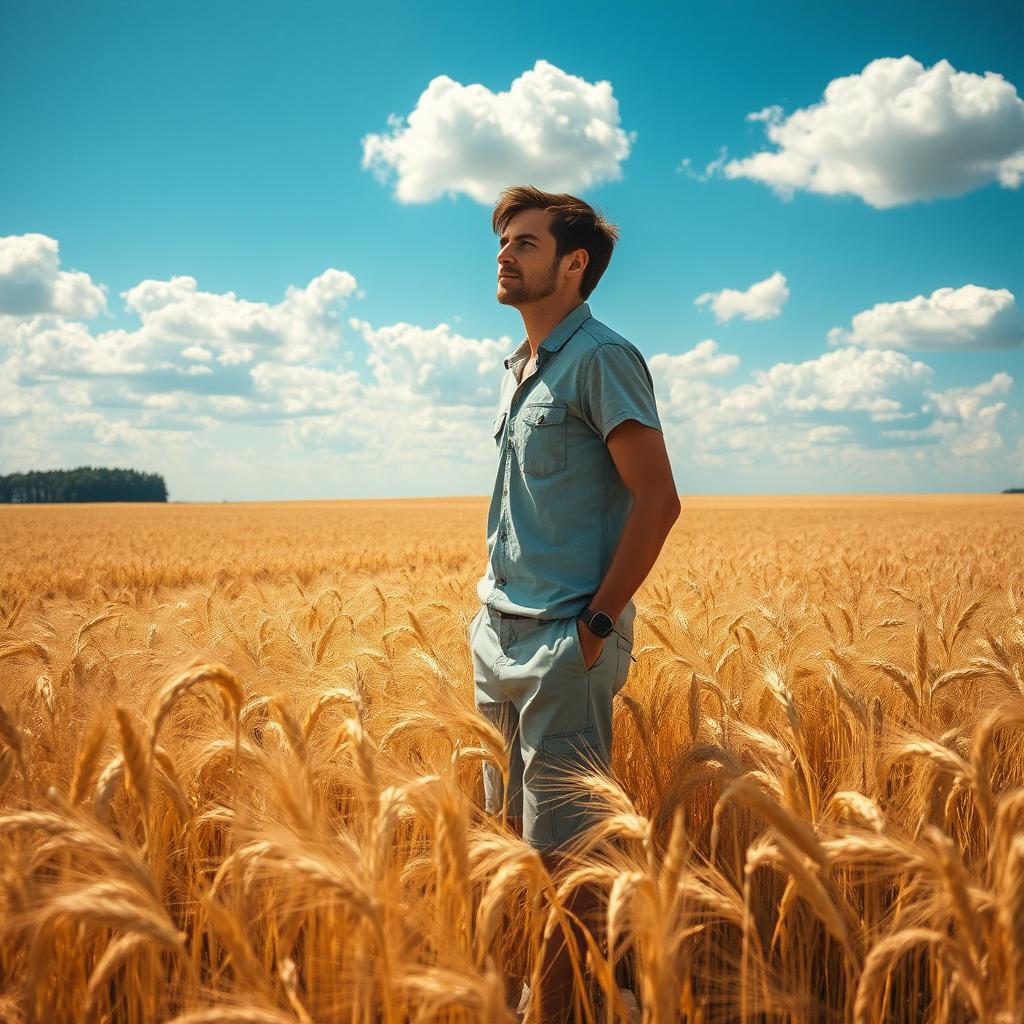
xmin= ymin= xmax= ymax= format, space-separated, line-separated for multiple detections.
xmin=0 ymin=466 xmax=168 ymax=503
xmin=1003 ymin=487 xmax=1024 ymax=494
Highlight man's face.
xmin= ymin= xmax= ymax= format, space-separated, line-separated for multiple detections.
xmin=496 ymin=208 xmax=564 ymax=308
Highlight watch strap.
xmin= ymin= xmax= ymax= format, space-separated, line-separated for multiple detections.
xmin=580 ymin=604 xmax=614 ymax=637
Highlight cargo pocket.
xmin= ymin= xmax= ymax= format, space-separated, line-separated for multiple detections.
xmin=538 ymin=725 xmax=604 ymax=843
xmin=520 ymin=402 xmax=567 ymax=477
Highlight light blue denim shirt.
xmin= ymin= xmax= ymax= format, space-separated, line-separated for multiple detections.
xmin=476 ymin=301 xmax=664 ymax=619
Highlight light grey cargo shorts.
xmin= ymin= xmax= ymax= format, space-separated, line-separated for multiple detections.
xmin=468 ymin=601 xmax=636 ymax=851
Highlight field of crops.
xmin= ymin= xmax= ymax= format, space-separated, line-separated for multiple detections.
xmin=0 ymin=494 xmax=1021 ymax=1023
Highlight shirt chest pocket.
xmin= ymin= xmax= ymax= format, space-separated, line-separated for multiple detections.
xmin=519 ymin=402 xmax=568 ymax=477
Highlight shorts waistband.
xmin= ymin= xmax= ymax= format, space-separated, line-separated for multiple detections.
xmin=485 ymin=607 xmax=556 ymax=622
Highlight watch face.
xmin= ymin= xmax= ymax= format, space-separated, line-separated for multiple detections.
xmin=591 ymin=612 xmax=614 ymax=636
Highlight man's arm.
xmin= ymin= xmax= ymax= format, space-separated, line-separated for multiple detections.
xmin=577 ymin=418 xmax=680 ymax=666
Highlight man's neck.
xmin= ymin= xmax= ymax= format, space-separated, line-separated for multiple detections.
xmin=519 ymin=295 xmax=585 ymax=355
xmin=514 ymin=355 xmax=535 ymax=386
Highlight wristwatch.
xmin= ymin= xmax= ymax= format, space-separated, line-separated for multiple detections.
xmin=579 ymin=604 xmax=614 ymax=638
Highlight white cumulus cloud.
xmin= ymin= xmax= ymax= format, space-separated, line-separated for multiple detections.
xmin=650 ymin=341 xmax=1017 ymax=476
xmin=361 ymin=59 xmax=635 ymax=203
xmin=722 ymin=56 xmax=1024 ymax=207
xmin=0 ymin=233 xmax=107 ymax=318
xmin=649 ymin=339 xmax=741 ymax=380
xmin=0 ymin=268 xmax=362 ymax=396
xmin=926 ymin=371 xmax=1013 ymax=420
xmin=883 ymin=372 xmax=1014 ymax=457
xmin=695 ymin=271 xmax=790 ymax=323
xmin=828 ymin=284 xmax=1023 ymax=350
xmin=120 ymin=268 xmax=359 ymax=366
xmin=250 ymin=362 xmax=362 ymax=415
xmin=649 ymin=340 xmax=742 ymax=422
xmin=734 ymin=346 xmax=934 ymax=418
xmin=349 ymin=317 xmax=511 ymax=405
xmin=1 ymin=316 xmax=148 ymax=379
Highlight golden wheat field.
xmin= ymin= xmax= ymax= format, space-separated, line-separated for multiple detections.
xmin=0 ymin=494 xmax=1022 ymax=1024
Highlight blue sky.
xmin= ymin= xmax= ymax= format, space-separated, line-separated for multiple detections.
xmin=1 ymin=0 xmax=1022 ymax=499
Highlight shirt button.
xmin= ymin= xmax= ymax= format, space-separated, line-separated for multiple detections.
xmin=497 ymin=577 xmax=506 ymax=586
xmin=502 ymin=486 xmax=508 ymax=495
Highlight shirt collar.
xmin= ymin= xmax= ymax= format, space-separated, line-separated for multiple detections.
xmin=502 ymin=301 xmax=592 ymax=370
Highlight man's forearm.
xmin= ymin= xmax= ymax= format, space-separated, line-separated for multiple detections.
xmin=588 ymin=492 xmax=680 ymax=624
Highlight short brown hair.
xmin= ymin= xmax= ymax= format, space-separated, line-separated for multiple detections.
xmin=491 ymin=185 xmax=619 ymax=301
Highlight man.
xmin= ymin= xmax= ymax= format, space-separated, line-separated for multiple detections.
xmin=468 ymin=184 xmax=680 ymax=1021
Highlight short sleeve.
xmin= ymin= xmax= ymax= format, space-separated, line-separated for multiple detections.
xmin=578 ymin=342 xmax=663 ymax=442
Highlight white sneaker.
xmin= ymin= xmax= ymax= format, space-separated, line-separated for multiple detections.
xmin=593 ymin=984 xmax=642 ymax=1023
xmin=618 ymin=987 xmax=641 ymax=1023
xmin=515 ymin=981 xmax=530 ymax=1020
xmin=517 ymin=980 xmax=638 ymax=1022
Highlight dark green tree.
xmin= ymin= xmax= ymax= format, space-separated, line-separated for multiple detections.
xmin=0 ymin=466 xmax=169 ymax=502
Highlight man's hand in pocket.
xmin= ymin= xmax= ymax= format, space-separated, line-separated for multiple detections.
xmin=575 ymin=617 xmax=605 ymax=670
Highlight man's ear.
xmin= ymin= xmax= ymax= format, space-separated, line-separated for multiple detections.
xmin=569 ymin=248 xmax=589 ymax=274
